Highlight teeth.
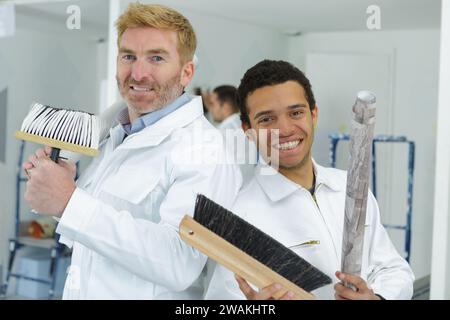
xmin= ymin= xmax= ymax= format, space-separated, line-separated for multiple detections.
xmin=276 ymin=140 xmax=300 ymax=150
xmin=132 ymin=86 xmax=150 ymax=92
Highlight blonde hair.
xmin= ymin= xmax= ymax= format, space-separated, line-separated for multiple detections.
xmin=115 ymin=3 xmax=197 ymax=65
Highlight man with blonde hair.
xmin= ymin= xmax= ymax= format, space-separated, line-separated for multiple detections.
xmin=23 ymin=3 xmax=241 ymax=299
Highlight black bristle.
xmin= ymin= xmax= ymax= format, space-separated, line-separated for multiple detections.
xmin=194 ymin=194 xmax=332 ymax=292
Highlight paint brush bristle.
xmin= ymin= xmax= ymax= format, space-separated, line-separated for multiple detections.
xmin=16 ymin=102 xmax=100 ymax=157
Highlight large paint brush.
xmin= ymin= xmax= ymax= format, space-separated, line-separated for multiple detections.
xmin=341 ymin=91 xmax=376 ymax=285
xmin=15 ymin=102 xmax=101 ymax=162
xmin=179 ymin=194 xmax=332 ymax=300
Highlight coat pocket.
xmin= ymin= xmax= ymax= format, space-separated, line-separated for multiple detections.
xmin=284 ymin=237 xmax=321 ymax=263
xmin=288 ymin=239 xmax=321 ymax=250
xmin=100 ymin=166 xmax=161 ymax=205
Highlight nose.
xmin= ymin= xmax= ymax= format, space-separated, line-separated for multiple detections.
xmin=277 ymin=115 xmax=296 ymax=137
xmin=130 ymin=58 xmax=151 ymax=82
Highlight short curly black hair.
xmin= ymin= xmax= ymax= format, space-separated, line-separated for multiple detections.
xmin=237 ymin=60 xmax=316 ymax=126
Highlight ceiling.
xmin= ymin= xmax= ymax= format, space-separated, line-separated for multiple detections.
xmin=12 ymin=0 xmax=109 ymax=32
xmin=10 ymin=0 xmax=441 ymax=34
xmin=152 ymin=0 xmax=442 ymax=33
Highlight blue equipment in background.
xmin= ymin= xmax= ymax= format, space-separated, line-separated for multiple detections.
xmin=329 ymin=134 xmax=415 ymax=263
xmin=0 ymin=141 xmax=75 ymax=299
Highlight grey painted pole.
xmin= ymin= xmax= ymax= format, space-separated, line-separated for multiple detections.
xmin=341 ymin=91 xmax=376 ymax=281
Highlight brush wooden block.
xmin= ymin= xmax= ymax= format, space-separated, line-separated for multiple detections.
xmin=15 ymin=131 xmax=99 ymax=157
xmin=179 ymin=215 xmax=315 ymax=300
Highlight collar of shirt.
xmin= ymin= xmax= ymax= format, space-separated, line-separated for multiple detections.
xmin=254 ymin=159 xmax=343 ymax=202
xmin=117 ymin=92 xmax=192 ymax=136
xmin=218 ymin=113 xmax=242 ymax=131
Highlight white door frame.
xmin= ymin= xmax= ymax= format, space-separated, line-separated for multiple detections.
xmin=430 ymin=0 xmax=450 ymax=300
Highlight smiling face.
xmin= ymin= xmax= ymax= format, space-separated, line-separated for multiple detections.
xmin=242 ymin=80 xmax=318 ymax=171
xmin=116 ymin=27 xmax=194 ymax=122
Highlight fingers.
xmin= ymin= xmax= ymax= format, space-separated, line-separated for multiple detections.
xmin=254 ymin=283 xmax=283 ymax=300
xmin=23 ymin=161 xmax=34 ymax=170
xmin=235 ymin=275 xmax=293 ymax=300
xmin=59 ymin=159 xmax=76 ymax=170
xmin=27 ymin=153 xmax=39 ymax=168
xmin=24 ymin=147 xmax=76 ymax=182
xmin=334 ymin=282 xmax=360 ymax=300
xmin=235 ymin=274 xmax=257 ymax=300
xmin=44 ymin=145 xmax=52 ymax=156
xmin=334 ymin=292 xmax=349 ymax=300
xmin=334 ymin=271 xmax=377 ymax=300
xmin=278 ymin=291 xmax=295 ymax=300
xmin=24 ymin=168 xmax=32 ymax=179
xmin=35 ymin=148 xmax=48 ymax=159
xmin=25 ymin=147 xmax=53 ymax=169
xmin=335 ymin=271 xmax=368 ymax=292
xmin=23 ymin=155 xmax=37 ymax=179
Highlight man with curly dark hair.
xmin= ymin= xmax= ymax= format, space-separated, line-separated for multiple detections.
xmin=237 ymin=60 xmax=316 ymax=126
xmin=204 ymin=60 xmax=414 ymax=300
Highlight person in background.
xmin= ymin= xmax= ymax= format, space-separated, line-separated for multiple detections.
xmin=209 ymin=85 xmax=242 ymax=132
xmin=193 ymin=86 xmax=216 ymax=126
xmin=209 ymin=85 xmax=257 ymax=182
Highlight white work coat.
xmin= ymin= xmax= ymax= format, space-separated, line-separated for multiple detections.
xmin=204 ymin=161 xmax=414 ymax=300
xmin=217 ymin=113 xmax=257 ymax=184
xmin=218 ymin=113 xmax=242 ymax=132
xmin=56 ymin=96 xmax=242 ymax=299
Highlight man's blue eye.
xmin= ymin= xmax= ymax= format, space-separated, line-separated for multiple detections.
xmin=122 ymin=54 xmax=135 ymax=61
xmin=152 ymin=56 xmax=163 ymax=62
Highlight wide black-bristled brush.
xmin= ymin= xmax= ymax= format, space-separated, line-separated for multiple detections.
xmin=179 ymin=194 xmax=332 ymax=300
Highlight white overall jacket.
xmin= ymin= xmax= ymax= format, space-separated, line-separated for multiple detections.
xmin=56 ymin=97 xmax=242 ymax=299
xmin=204 ymin=161 xmax=414 ymax=300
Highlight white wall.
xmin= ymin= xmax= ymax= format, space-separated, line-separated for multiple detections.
xmin=0 ymin=160 xmax=8 ymax=286
xmin=185 ymin=10 xmax=289 ymax=90
xmin=122 ymin=0 xmax=289 ymax=90
xmin=0 ymin=6 xmax=106 ymax=277
xmin=288 ymin=29 xmax=440 ymax=280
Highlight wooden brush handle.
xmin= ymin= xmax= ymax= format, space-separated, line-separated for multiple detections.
xmin=179 ymin=215 xmax=315 ymax=300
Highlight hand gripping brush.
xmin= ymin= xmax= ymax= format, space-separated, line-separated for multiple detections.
xmin=15 ymin=102 xmax=101 ymax=163
xmin=179 ymin=194 xmax=332 ymax=300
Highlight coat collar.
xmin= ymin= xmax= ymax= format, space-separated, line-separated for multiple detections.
xmin=110 ymin=96 xmax=204 ymax=149
xmin=218 ymin=113 xmax=241 ymax=131
xmin=255 ymin=159 xmax=343 ymax=202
